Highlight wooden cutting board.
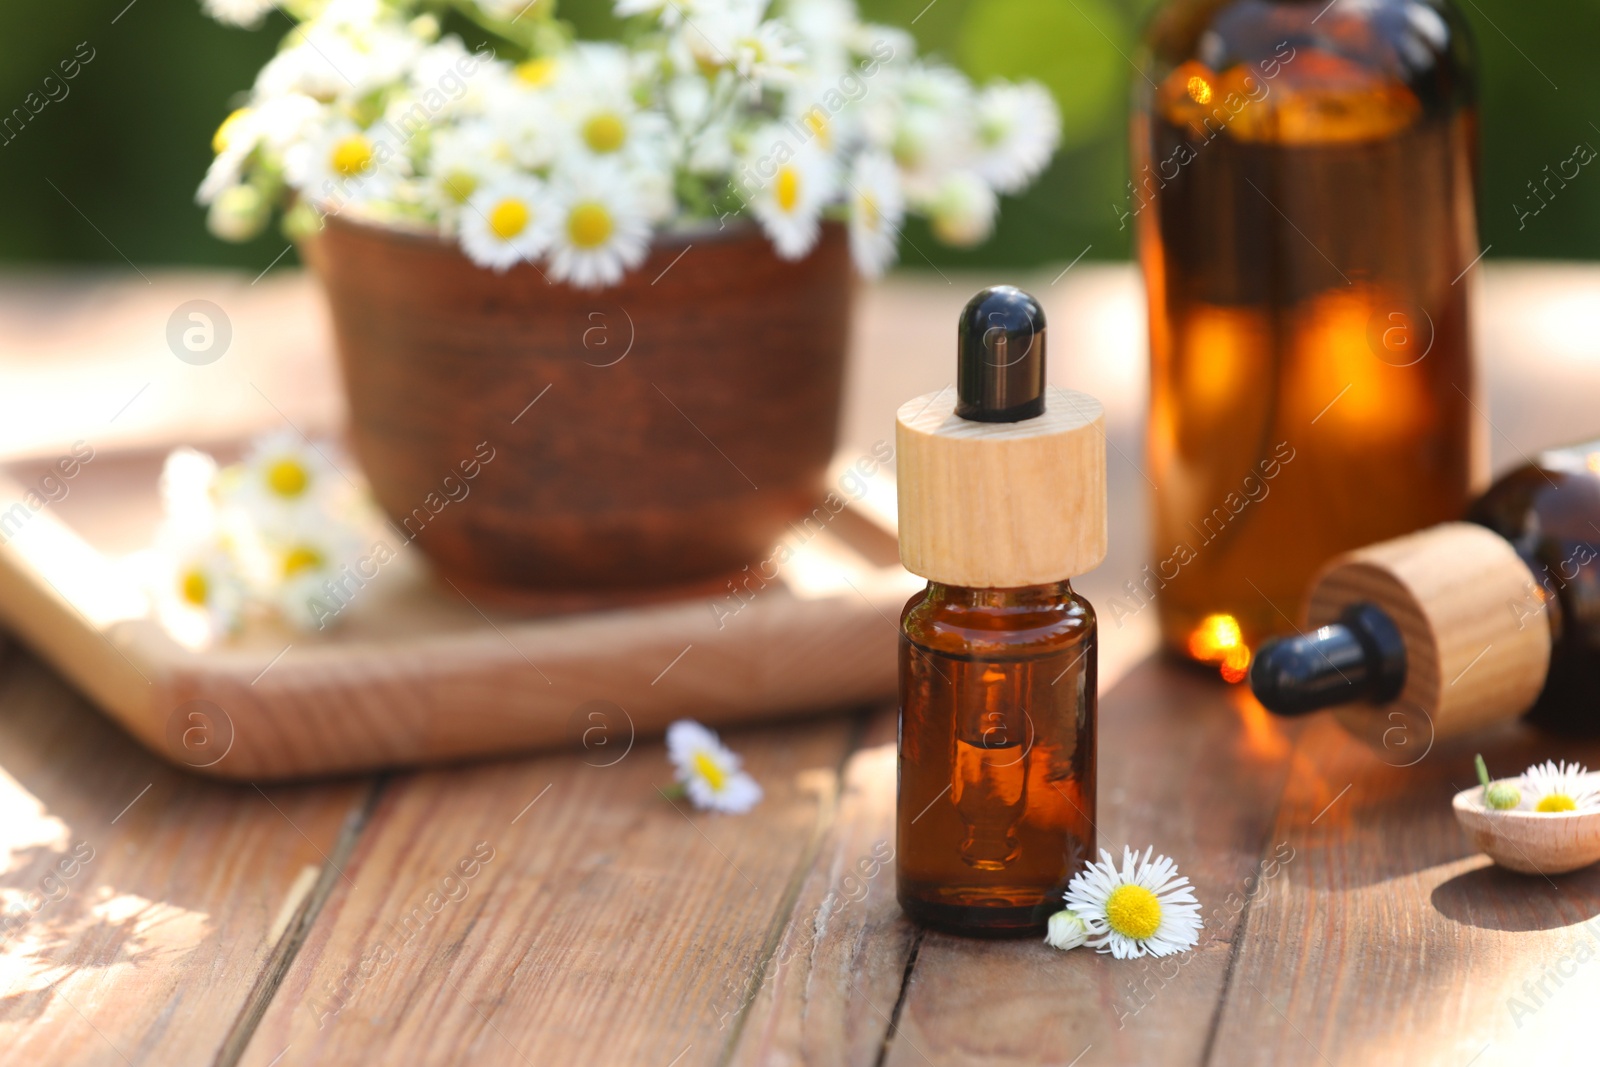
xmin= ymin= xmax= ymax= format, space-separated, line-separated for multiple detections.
xmin=0 ymin=441 xmax=918 ymax=781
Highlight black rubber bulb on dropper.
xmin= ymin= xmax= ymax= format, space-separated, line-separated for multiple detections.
xmin=956 ymin=286 xmax=1046 ymax=423
xmin=1249 ymin=603 xmax=1410 ymax=715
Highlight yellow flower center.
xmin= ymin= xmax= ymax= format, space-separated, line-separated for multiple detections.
xmin=775 ymin=166 xmax=801 ymax=214
xmin=803 ymin=109 xmax=830 ymax=148
xmin=692 ymin=751 xmax=728 ymax=793
xmin=567 ymin=202 xmax=613 ymax=248
xmin=489 ymin=198 xmax=531 ymax=240
xmin=266 ymin=458 xmax=310 ymax=499
xmin=330 ymin=134 xmax=375 ymax=178
xmin=860 ymin=194 xmax=881 ymax=231
xmin=1186 ymin=75 xmax=1213 ymax=105
xmin=181 ymin=569 xmax=210 ymax=606
xmin=515 ymin=57 xmax=558 ymax=87
xmin=1104 ymin=884 xmax=1163 ymax=941
xmin=1538 ymin=794 xmax=1578 ymax=813
xmin=443 ymin=170 xmax=478 ymax=203
xmin=282 ymin=545 xmax=324 ymax=579
xmin=582 ymin=112 xmax=628 ymax=154
xmin=213 ymin=107 xmax=251 ymax=154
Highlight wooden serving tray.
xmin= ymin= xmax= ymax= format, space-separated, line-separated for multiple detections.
xmin=0 ymin=442 xmax=918 ymax=780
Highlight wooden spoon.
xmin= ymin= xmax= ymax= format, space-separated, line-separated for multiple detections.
xmin=1453 ymin=773 xmax=1600 ymax=875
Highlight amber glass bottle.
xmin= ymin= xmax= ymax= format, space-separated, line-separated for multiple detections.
xmin=1252 ymin=438 xmax=1600 ymax=738
xmin=1132 ymin=0 xmax=1483 ymax=670
xmin=894 ymin=287 xmax=1106 ymax=937
xmin=898 ymin=582 xmax=1097 ymax=935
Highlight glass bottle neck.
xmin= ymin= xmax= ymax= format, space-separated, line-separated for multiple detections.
xmin=925 ymin=581 xmax=1075 ymax=609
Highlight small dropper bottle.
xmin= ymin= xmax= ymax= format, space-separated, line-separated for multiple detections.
xmin=895 ymin=286 xmax=1107 ymax=937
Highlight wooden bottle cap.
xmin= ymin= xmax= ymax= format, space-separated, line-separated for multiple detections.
xmin=895 ymin=386 xmax=1108 ymax=588
xmin=1304 ymin=522 xmax=1552 ymax=743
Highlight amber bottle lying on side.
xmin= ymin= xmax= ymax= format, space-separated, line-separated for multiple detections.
xmin=1251 ymin=439 xmax=1600 ymax=743
xmin=1132 ymin=0 xmax=1483 ymax=675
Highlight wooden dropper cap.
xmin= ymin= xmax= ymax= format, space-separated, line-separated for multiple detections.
xmin=1252 ymin=522 xmax=1553 ymax=744
xmin=895 ymin=287 xmax=1107 ymax=588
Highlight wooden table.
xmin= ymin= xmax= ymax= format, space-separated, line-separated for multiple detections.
xmin=3 ymin=264 xmax=1600 ymax=1066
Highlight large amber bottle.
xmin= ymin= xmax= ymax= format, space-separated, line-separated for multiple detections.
xmin=1132 ymin=0 xmax=1483 ymax=672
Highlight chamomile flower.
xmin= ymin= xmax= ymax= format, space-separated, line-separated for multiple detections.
xmin=289 ymin=120 xmax=407 ymax=208
xmin=545 ymin=169 xmax=652 ymax=288
xmin=1044 ymin=909 xmax=1090 ymax=951
xmin=741 ymin=131 xmax=839 ymax=259
xmin=925 ymin=170 xmax=996 ymax=247
xmin=846 ymin=151 xmax=903 ymax=277
xmin=614 ymin=0 xmax=685 ymax=24
xmin=229 ymin=430 xmax=342 ymax=532
xmin=1520 ymin=760 xmax=1599 ymax=813
xmin=202 ymin=0 xmax=277 ymax=29
xmin=666 ymin=719 xmax=763 ymax=813
xmin=208 ymin=184 xmax=271 ymax=243
xmin=166 ymin=544 xmax=249 ymax=639
xmin=270 ymin=522 xmax=362 ymax=632
xmin=972 ymin=82 xmax=1060 ymax=195
xmin=486 ymin=89 xmax=566 ymax=170
xmin=1064 ymin=846 xmax=1203 ymax=960
xmin=460 ymin=176 xmax=554 ymax=272
xmin=426 ymin=122 xmax=515 ymax=214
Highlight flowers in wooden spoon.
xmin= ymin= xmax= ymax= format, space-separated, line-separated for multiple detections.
xmin=1521 ymin=760 xmax=1599 ymax=813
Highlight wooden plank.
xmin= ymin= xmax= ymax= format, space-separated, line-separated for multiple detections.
xmin=233 ymin=714 xmax=864 ymax=1065
xmin=726 ymin=708 xmax=910 ymax=1066
xmin=882 ymin=659 xmax=1301 ymax=1066
xmin=1206 ymin=716 xmax=1600 ymax=1066
xmin=0 ymin=647 xmax=372 ymax=1066
xmin=0 ymin=447 xmax=917 ymax=780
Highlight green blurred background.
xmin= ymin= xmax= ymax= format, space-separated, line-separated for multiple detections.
xmin=4 ymin=0 xmax=1595 ymax=274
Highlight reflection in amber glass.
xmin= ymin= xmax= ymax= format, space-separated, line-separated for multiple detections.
xmin=1137 ymin=42 xmax=1480 ymax=657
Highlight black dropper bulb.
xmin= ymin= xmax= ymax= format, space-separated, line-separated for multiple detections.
xmin=956 ymin=286 xmax=1046 ymax=423
xmin=1249 ymin=602 xmax=1409 ymax=715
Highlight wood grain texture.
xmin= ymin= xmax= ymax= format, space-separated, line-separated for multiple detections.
xmin=885 ymin=659 xmax=1302 ymax=1066
xmin=896 ymin=386 xmax=1107 ymax=587
xmin=0 ymin=448 xmax=918 ymax=781
xmin=1209 ymin=717 xmax=1600 ymax=1067
xmin=0 ymin=648 xmax=370 ymax=1066
xmin=1308 ymin=522 xmax=1550 ymax=743
xmin=726 ymin=709 xmax=913 ymax=1066
xmin=232 ymin=715 xmax=863 ymax=1066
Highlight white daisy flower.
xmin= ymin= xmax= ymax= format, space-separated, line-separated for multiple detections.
xmin=202 ymin=0 xmax=277 ymax=29
xmin=1520 ymin=760 xmax=1599 ymax=813
xmin=207 ymin=184 xmax=271 ymax=243
xmin=615 ymin=0 xmax=685 ymax=24
xmin=740 ymin=129 xmax=839 ymax=259
xmin=972 ymin=82 xmax=1060 ymax=195
xmin=270 ymin=522 xmax=363 ymax=632
xmin=159 ymin=447 xmax=223 ymax=536
xmin=485 ymin=89 xmax=566 ymax=170
xmin=228 ymin=429 xmax=342 ymax=532
xmin=1044 ymin=909 xmax=1089 ymax=951
xmin=846 ymin=150 xmax=903 ymax=277
xmin=1063 ymin=846 xmax=1203 ymax=959
xmin=666 ymin=719 xmax=763 ymax=813
xmin=426 ymin=121 xmax=515 ymax=215
xmin=166 ymin=543 xmax=249 ymax=639
xmin=460 ymin=175 xmax=554 ymax=272
xmin=288 ymin=120 xmax=407 ymax=209
xmin=545 ymin=168 xmax=652 ymax=288
xmin=925 ymin=170 xmax=997 ymax=247
xmin=680 ymin=2 xmax=802 ymax=93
